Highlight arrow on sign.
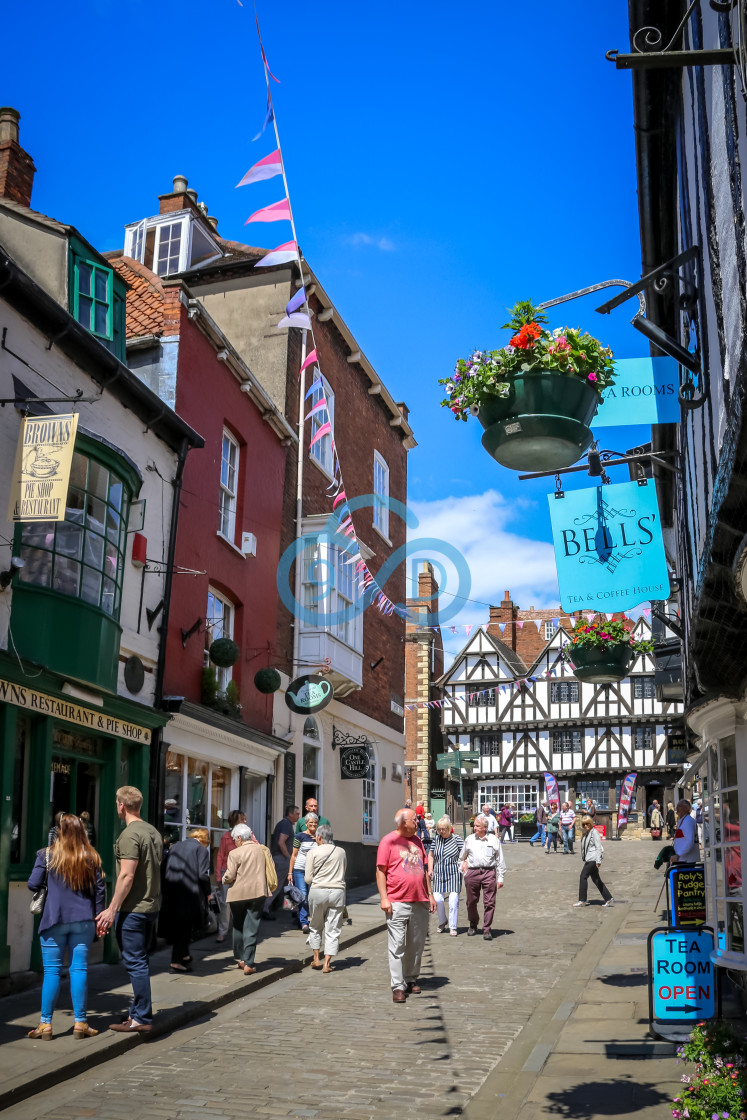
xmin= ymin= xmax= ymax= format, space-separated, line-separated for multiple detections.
xmin=666 ymin=1004 xmax=702 ymax=1013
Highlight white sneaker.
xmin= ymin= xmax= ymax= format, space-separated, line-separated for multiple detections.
xmin=603 ymin=898 xmax=615 ymax=907
xmin=572 ymin=901 xmax=588 ymax=907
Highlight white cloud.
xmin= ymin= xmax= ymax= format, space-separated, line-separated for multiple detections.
xmin=406 ymin=489 xmax=560 ymax=665
xmin=347 ymin=232 xmax=396 ymax=251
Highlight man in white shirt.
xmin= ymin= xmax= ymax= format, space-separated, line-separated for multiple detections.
xmin=482 ymin=805 xmax=499 ymax=836
xmin=560 ymin=803 xmax=577 ymax=855
xmin=671 ymin=799 xmax=700 ymax=864
xmin=460 ymin=814 xmax=506 ymax=940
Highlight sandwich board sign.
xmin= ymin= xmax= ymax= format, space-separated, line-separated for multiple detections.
xmin=648 ymin=926 xmax=717 ymax=1041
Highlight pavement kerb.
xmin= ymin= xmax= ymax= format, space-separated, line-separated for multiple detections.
xmin=462 ymin=895 xmax=639 ymax=1120
xmin=0 ymin=914 xmax=387 ymax=1114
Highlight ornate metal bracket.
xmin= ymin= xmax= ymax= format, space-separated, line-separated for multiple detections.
xmin=331 ymin=726 xmax=369 ymax=752
xmin=607 ymin=0 xmax=739 ymax=70
xmin=596 ymin=246 xmax=705 ymax=409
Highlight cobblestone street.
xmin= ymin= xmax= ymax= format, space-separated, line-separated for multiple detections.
xmin=7 ymin=843 xmax=675 ymax=1120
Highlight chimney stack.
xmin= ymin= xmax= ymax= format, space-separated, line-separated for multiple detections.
xmin=0 ymin=108 xmax=36 ymax=208
xmin=158 ymin=173 xmax=202 ymax=217
xmin=486 ymin=590 xmax=516 ymax=650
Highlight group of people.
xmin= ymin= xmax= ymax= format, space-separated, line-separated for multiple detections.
xmin=529 ymin=800 xmax=578 ymax=854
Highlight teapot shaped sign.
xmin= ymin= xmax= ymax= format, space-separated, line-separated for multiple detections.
xmin=285 ymin=673 xmax=334 ymax=715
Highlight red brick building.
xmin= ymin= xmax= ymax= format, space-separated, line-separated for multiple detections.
xmin=116 ymin=174 xmax=415 ymax=880
xmin=404 ymin=564 xmax=444 ymax=812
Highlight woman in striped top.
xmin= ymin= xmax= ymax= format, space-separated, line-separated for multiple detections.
xmin=427 ymin=816 xmax=464 ymax=936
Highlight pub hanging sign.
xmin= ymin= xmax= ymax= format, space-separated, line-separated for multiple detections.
xmin=333 ymin=726 xmax=372 ymax=780
xmin=285 ymin=673 xmax=334 ymax=715
xmin=8 ymin=413 xmax=79 ymax=523
xmin=548 ymin=479 xmax=671 ymax=613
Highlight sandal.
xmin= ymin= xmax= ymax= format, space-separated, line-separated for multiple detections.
xmin=73 ymin=1022 xmax=99 ymax=1039
xmin=310 ymin=962 xmax=323 ymax=970
xmin=27 ymin=1023 xmax=53 ymax=1040
xmin=243 ymin=965 xmax=256 ymax=975
xmin=170 ymin=963 xmax=190 ymax=973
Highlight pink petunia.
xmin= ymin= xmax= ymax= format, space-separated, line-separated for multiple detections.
xmin=588 ymin=372 xmax=598 ymax=383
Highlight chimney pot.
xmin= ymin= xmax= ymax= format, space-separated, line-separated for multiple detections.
xmin=186 ymin=188 xmax=198 ymax=203
xmin=207 ymin=215 xmax=219 ymax=231
xmin=0 ymin=107 xmax=20 ymax=145
xmin=172 ymin=174 xmax=188 ymax=193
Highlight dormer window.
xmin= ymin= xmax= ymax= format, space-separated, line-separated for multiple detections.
xmin=125 ymin=211 xmax=222 ymax=276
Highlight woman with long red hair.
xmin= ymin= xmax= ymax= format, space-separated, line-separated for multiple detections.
xmin=26 ymin=814 xmax=105 ymax=1040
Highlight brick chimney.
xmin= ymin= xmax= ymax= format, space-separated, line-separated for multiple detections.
xmin=158 ymin=174 xmax=204 ymax=218
xmin=0 ymin=108 xmax=36 ymax=208
xmin=487 ymin=590 xmax=516 ymax=650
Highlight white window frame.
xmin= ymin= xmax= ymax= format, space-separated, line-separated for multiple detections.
xmin=362 ymin=743 xmax=378 ymax=842
xmin=218 ymin=429 xmax=239 ymax=544
xmin=155 ymin=220 xmax=185 ymax=276
xmin=301 ymin=537 xmax=362 ymax=653
xmin=479 ymin=781 xmax=538 ymax=815
xmin=302 ymin=716 xmax=322 ymax=797
xmin=124 ymin=211 xmax=222 ymax=276
xmin=126 ymin=221 xmax=146 ymax=263
xmin=309 ymin=376 xmax=335 ymax=478
xmin=544 ymin=620 xmax=556 ymax=641
xmin=372 ymin=451 xmax=390 ymax=542
xmin=205 ymin=587 xmax=235 ymax=691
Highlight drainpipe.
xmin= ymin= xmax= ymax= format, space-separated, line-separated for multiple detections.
xmin=149 ymin=435 xmax=190 ymax=826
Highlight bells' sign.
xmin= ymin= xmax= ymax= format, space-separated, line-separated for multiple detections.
xmin=548 ymin=480 xmax=670 ymax=613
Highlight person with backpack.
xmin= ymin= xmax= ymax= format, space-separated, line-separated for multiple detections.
xmin=573 ymin=817 xmax=613 ymax=907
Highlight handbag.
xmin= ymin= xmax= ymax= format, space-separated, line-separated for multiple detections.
xmin=651 ymin=828 xmax=662 ymax=840
xmin=263 ymin=846 xmax=278 ymax=894
xmin=30 ymin=848 xmax=50 ymax=915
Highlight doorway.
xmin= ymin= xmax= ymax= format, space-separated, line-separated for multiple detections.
xmin=50 ymin=727 xmax=104 ymax=842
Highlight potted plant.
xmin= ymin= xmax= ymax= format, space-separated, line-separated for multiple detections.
xmin=440 ymin=301 xmax=616 ymax=471
xmin=562 ymin=617 xmax=654 ymax=684
xmin=672 ymin=1020 xmax=747 ymax=1120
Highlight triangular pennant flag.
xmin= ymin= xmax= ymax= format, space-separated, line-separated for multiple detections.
xmin=254 ymin=240 xmax=298 ymax=268
xmin=569 ymin=615 xmax=577 ymax=625
xmin=305 ymin=377 xmax=324 ymax=399
xmin=465 ymin=625 xmax=473 ymax=637
xmin=499 ymin=623 xmax=506 ymax=634
xmin=256 ymin=15 xmax=281 ymax=83
xmin=304 ymin=398 xmax=327 ymax=421
xmin=300 ymin=348 xmax=318 ymax=375
xmin=643 ymin=608 xmax=651 ymax=617
xmin=252 ymin=90 xmax=275 ymax=142
xmin=237 ymin=149 xmax=283 ymax=188
xmin=309 ymin=421 xmax=331 ymax=447
xmin=534 ymin=620 xmax=542 ymax=631
xmin=286 ymin=287 xmax=307 ymax=316
xmin=449 ymin=626 xmax=458 ymax=635
xmin=277 ymin=311 xmax=311 ymax=330
xmin=517 ymin=621 xmax=524 ymax=629
xmin=332 ymin=491 xmax=347 ymax=510
xmin=245 ymin=198 xmax=291 ymax=225
xmin=552 ymin=618 xmax=558 ymax=627
xmin=586 ymin=613 xmax=595 ymax=622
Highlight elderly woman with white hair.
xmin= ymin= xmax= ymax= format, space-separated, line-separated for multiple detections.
xmin=460 ymin=812 xmax=506 ymax=940
xmin=305 ymin=825 xmax=347 ymax=972
xmin=222 ymin=823 xmax=277 ymax=975
xmin=427 ymin=816 xmax=463 ymax=936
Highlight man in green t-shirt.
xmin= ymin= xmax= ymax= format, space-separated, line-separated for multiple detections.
xmin=295 ymin=797 xmax=331 ymax=834
xmin=96 ymin=785 xmax=162 ymax=1032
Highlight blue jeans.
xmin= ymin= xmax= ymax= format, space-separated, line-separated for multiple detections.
xmin=115 ymin=911 xmax=157 ymax=1025
xmin=530 ymin=824 xmax=546 ymax=844
xmin=40 ymin=920 xmax=95 ymax=1023
xmin=561 ymin=825 xmax=575 ymax=853
xmin=293 ymin=868 xmax=309 ymax=926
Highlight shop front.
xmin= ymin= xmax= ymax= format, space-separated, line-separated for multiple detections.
xmin=0 ymin=654 xmax=168 ymax=981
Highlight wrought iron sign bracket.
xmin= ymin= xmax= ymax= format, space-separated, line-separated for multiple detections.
xmin=596 ymin=246 xmax=706 ymax=409
xmin=607 ymin=0 xmax=740 ymax=70
xmin=331 ymin=726 xmax=369 ymax=753
xmin=518 ymin=447 xmax=679 ymax=483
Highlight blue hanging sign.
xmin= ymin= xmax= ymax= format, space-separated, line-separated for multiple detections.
xmin=548 ymin=479 xmax=671 ymax=612
xmin=594 ymin=357 xmax=681 ymax=428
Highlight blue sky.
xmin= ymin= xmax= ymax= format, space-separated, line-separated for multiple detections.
xmin=4 ymin=0 xmax=648 ymax=657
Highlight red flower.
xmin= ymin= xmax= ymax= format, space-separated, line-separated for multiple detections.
xmin=510 ymin=322 xmax=542 ymax=349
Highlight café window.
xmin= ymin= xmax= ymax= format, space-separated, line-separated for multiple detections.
xmin=17 ymin=440 xmax=133 ymax=619
xmin=479 ymin=781 xmax=538 ymax=815
xmin=163 ymin=751 xmax=232 ymax=862
xmin=576 ymin=779 xmax=609 ymax=808
xmin=551 ymin=681 xmax=579 ymax=704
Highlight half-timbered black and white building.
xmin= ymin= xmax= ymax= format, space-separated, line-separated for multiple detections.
xmin=438 ymin=619 xmax=684 ymax=836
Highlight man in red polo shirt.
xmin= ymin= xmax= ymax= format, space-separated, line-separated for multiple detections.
xmin=376 ymin=807 xmax=436 ymax=1004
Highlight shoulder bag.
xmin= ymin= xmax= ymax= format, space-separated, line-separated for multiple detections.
xmin=30 ymin=848 xmax=50 ymax=915
xmin=262 ymin=845 xmax=278 ymax=893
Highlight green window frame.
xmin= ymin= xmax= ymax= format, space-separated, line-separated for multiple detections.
xmin=73 ymin=256 xmax=113 ymax=341
xmin=15 ymin=435 xmax=139 ymax=620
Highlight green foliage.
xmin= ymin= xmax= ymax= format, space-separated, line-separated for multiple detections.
xmin=224 ymin=679 xmax=242 ymax=719
xmin=672 ymin=1021 xmax=747 ymax=1120
xmin=439 ymin=300 xmax=616 ymax=422
xmin=561 ymin=617 xmax=654 ymax=662
xmin=201 ymin=666 xmax=219 ymax=707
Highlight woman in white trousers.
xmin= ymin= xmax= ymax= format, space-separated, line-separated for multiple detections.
xmin=428 ymin=817 xmax=463 ymax=935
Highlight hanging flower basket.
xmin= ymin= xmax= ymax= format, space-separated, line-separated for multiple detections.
xmin=440 ymin=301 xmax=616 ymax=472
xmin=254 ymin=667 xmax=282 ymax=694
xmin=209 ymin=637 xmax=240 ymax=668
xmin=562 ymin=617 xmax=653 ymax=684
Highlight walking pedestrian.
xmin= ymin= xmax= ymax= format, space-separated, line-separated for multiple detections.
xmin=573 ymin=817 xmax=613 ymax=907
xmin=670 ymin=799 xmax=700 ymax=864
xmin=159 ymin=828 xmax=211 ymax=973
xmin=650 ymin=801 xmax=664 ymax=840
xmin=428 ymin=816 xmax=463 ymax=936
xmin=223 ymin=824 xmax=276 ymax=975
xmin=482 ymin=805 xmax=499 ymax=837
xmin=295 ymin=797 xmax=330 ymax=834
xmin=214 ymin=810 xmax=247 ymax=943
xmin=545 ymin=804 xmax=560 ymax=853
xmin=498 ymin=804 xmax=513 ymax=844
xmin=95 ymin=786 xmax=162 ymax=1033
xmin=665 ymin=801 xmax=676 ymax=840
xmin=460 ymin=813 xmax=506 ymax=940
xmin=26 ymin=814 xmax=104 ymax=1040
xmin=376 ymin=808 xmax=436 ymax=1003
xmin=414 ymin=804 xmax=431 ymax=851
xmin=262 ymin=804 xmax=300 ymax=920
xmin=306 ymin=824 xmax=347 ymax=973
xmin=530 ymin=801 xmax=547 ymax=847
xmin=287 ymin=813 xmax=318 ymax=933
xmin=560 ymin=802 xmax=577 ymax=854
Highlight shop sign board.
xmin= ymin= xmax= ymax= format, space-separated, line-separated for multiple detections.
xmin=548 ymin=480 xmax=671 ymax=613
xmin=285 ymin=674 xmax=333 ymax=715
xmin=595 ymin=357 xmax=681 ymax=428
xmin=669 ymin=865 xmax=707 ymax=930
xmin=649 ymin=927 xmax=716 ymax=1023
xmin=339 ymin=746 xmax=371 ymax=780
xmin=0 ymin=677 xmax=150 ymax=743
xmin=8 ymin=413 xmax=79 ymax=522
